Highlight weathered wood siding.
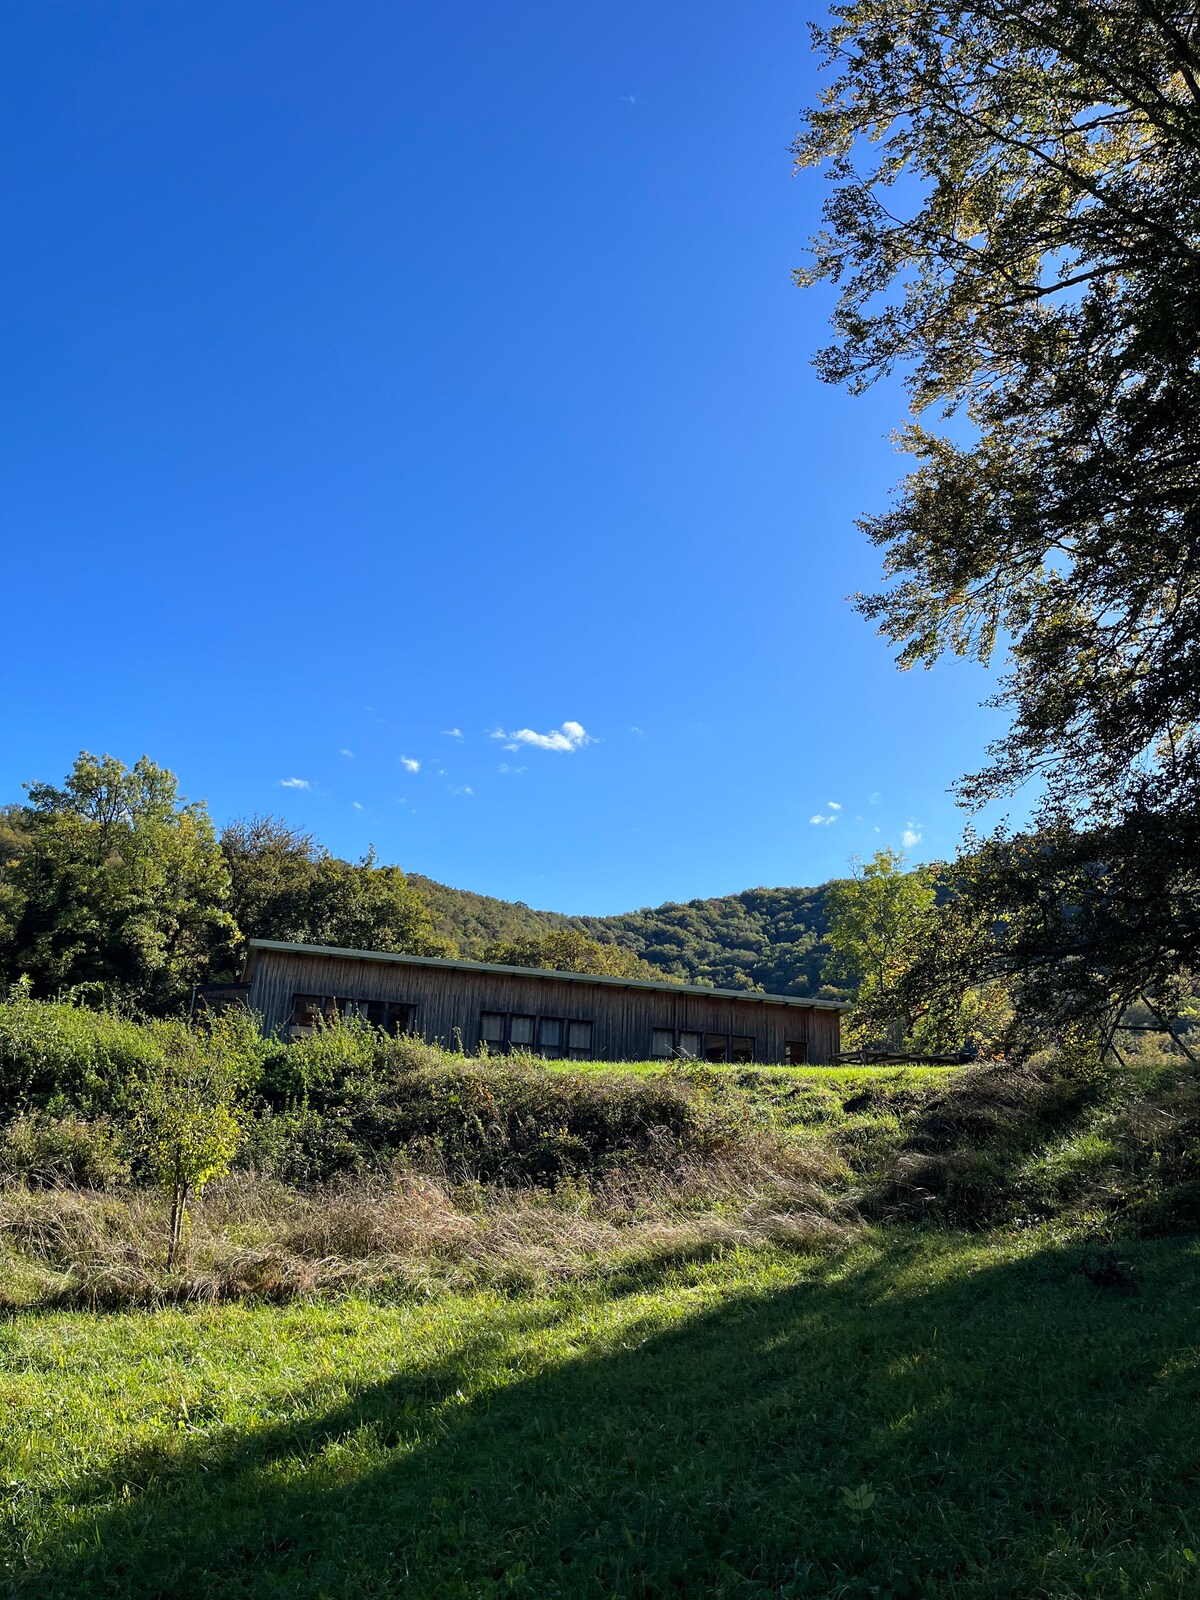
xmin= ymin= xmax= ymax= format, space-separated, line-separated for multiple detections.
xmin=246 ymin=949 xmax=841 ymax=1064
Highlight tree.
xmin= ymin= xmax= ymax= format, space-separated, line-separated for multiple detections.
xmin=482 ymin=927 xmax=664 ymax=980
xmin=0 ymin=754 xmax=236 ymax=1010
xmin=825 ymin=851 xmax=937 ymax=1048
xmin=133 ymin=1014 xmax=255 ymax=1267
xmin=220 ymin=817 xmax=454 ymax=961
xmin=796 ymin=1 xmax=1200 ymax=1021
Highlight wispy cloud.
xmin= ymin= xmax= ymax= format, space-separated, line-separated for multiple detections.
xmin=443 ymin=728 xmax=464 ymax=740
xmin=868 ymin=792 xmax=881 ymax=805
xmin=630 ymin=725 xmax=644 ymax=735
xmin=339 ymin=748 xmax=354 ymax=759
xmin=902 ymin=822 xmax=923 ymax=849
xmin=491 ymin=719 xmax=593 ymax=753
xmin=453 ymin=785 xmax=474 ymax=796
xmin=401 ymin=756 xmax=420 ymax=774
xmin=278 ymin=777 xmax=310 ymax=790
xmin=827 ymin=800 xmax=842 ymax=811
xmin=352 ymin=801 xmax=363 ymax=810
xmin=498 ymin=763 xmax=527 ymax=775
xmin=809 ymin=813 xmax=838 ymax=826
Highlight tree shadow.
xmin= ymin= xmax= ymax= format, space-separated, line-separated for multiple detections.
xmin=12 ymin=1235 xmax=1200 ymax=1599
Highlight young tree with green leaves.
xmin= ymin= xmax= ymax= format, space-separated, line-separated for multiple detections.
xmin=132 ymin=1013 xmax=257 ymax=1268
xmin=825 ymin=851 xmax=936 ymax=1049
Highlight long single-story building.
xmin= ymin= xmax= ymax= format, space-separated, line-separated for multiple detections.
xmin=240 ymin=938 xmax=846 ymax=1064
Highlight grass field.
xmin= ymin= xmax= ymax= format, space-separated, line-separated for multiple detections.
xmin=4 ymin=1229 xmax=1200 ymax=1599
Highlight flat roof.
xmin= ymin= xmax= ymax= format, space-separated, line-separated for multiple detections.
xmin=244 ymin=938 xmax=849 ymax=1011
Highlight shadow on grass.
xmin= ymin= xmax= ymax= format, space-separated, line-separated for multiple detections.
xmin=11 ymin=1234 xmax=1200 ymax=1600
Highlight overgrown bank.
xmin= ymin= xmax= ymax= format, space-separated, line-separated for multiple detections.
xmin=1 ymin=996 xmax=1198 ymax=1309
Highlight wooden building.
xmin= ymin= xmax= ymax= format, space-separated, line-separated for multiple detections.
xmin=242 ymin=939 xmax=845 ymax=1064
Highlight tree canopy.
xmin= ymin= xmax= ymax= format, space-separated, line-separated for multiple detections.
xmin=797 ymin=0 xmax=1200 ymax=1033
xmin=0 ymin=753 xmax=236 ymax=1010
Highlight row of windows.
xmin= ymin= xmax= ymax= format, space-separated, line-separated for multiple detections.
xmin=291 ymin=994 xmax=416 ymax=1037
xmin=651 ymin=1029 xmax=809 ymax=1065
xmin=288 ymin=994 xmax=808 ymax=1064
xmin=481 ymin=1011 xmax=593 ymax=1059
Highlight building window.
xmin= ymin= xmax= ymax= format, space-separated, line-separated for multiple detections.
xmin=509 ymin=1014 xmax=535 ymax=1050
xmin=291 ymin=993 xmax=415 ymax=1037
xmin=478 ymin=1012 xmax=592 ymax=1059
xmin=538 ymin=1018 xmax=564 ymax=1058
xmin=567 ymin=1020 xmax=593 ymax=1060
xmin=651 ymin=1028 xmax=752 ymax=1062
xmin=784 ymin=1040 xmax=808 ymax=1066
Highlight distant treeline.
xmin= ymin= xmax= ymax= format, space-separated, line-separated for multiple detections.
xmin=0 ymin=752 xmax=843 ymax=1014
xmin=411 ymin=877 xmax=843 ymax=998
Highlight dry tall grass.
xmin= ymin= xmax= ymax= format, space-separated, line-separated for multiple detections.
xmin=0 ymin=1142 xmax=853 ymax=1310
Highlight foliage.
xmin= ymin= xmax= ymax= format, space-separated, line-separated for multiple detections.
xmin=0 ymin=1113 xmax=130 ymax=1190
xmin=825 ymin=850 xmax=936 ymax=1047
xmin=420 ymin=874 xmax=842 ymax=996
xmin=221 ymin=817 xmax=454 ymax=965
xmin=481 ymin=926 xmax=663 ymax=980
xmin=0 ymin=753 xmax=237 ymax=1011
xmin=249 ymin=1020 xmax=764 ymax=1186
xmin=0 ymin=983 xmax=167 ymax=1117
xmin=408 ymin=873 xmax=573 ymax=951
xmin=896 ymin=818 xmax=1200 ymax=1053
xmin=796 ymin=0 xmax=1200 ymax=1021
xmin=130 ymin=1013 xmax=259 ymax=1265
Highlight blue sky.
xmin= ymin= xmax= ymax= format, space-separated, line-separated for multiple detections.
xmin=1 ymin=1 xmax=1020 ymax=914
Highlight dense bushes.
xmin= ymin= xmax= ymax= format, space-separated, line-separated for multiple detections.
xmin=3 ymin=993 xmax=1199 ymax=1245
xmin=251 ymin=1027 xmax=772 ymax=1185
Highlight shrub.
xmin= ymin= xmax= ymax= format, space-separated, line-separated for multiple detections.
xmin=0 ymin=987 xmax=165 ymax=1117
xmin=0 ymin=1113 xmax=131 ymax=1189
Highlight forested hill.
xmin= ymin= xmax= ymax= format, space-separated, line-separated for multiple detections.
xmin=408 ymin=876 xmax=846 ymax=999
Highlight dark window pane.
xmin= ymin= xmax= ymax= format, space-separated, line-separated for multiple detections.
xmin=731 ymin=1036 xmax=754 ymax=1064
xmin=784 ymin=1040 xmax=808 ymax=1066
xmin=387 ymin=1004 xmax=414 ymax=1037
xmin=651 ymin=1028 xmax=674 ymax=1058
xmin=704 ymin=1035 xmax=728 ymax=1063
xmin=678 ymin=1031 xmax=701 ymax=1058
xmin=365 ymin=1000 xmax=388 ymax=1028
xmin=567 ymin=1020 xmax=593 ymax=1058
xmin=538 ymin=1018 xmax=563 ymax=1049
xmin=480 ymin=1012 xmax=505 ymax=1043
xmin=291 ymin=994 xmax=325 ymax=1031
xmin=510 ymin=1015 xmax=535 ymax=1047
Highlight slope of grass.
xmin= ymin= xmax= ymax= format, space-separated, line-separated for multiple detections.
xmin=3 ymin=1231 xmax=1199 ymax=1599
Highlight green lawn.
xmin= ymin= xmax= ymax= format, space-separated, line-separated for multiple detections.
xmin=4 ymin=1230 xmax=1199 ymax=1599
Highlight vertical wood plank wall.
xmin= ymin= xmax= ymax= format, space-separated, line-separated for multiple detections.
xmin=247 ymin=950 xmax=841 ymax=1064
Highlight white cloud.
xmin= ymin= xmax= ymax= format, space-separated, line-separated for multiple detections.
xmin=443 ymin=728 xmax=464 ymax=740
xmin=809 ymin=813 xmax=838 ymax=826
xmin=352 ymin=801 xmax=363 ymax=810
xmin=902 ymin=822 xmax=923 ymax=849
xmin=868 ymin=792 xmax=881 ymax=805
xmin=453 ymin=785 xmax=474 ymax=796
xmin=498 ymin=763 xmax=527 ymax=775
xmin=827 ymin=800 xmax=842 ymax=811
xmin=401 ymin=756 xmax=420 ymax=774
xmin=630 ymin=725 xmax=644 ymax=735
xmin=492 ymin=720 xmax=593 ymax=753
xmin=278 ymin=777 xmax=310 ymax=790
xmin=340 ymin=748 xmax=354 ymax=759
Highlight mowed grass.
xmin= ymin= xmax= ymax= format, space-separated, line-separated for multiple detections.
xmin=4 ymin=1231 xmax=1200 ymax=1599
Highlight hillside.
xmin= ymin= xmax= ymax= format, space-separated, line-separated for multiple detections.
xmin=408 ymin=875 xmax=846 ymax=998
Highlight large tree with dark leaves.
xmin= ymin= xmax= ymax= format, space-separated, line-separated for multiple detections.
xmin=797 ymin=0 xmax=1200 ymax=1033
